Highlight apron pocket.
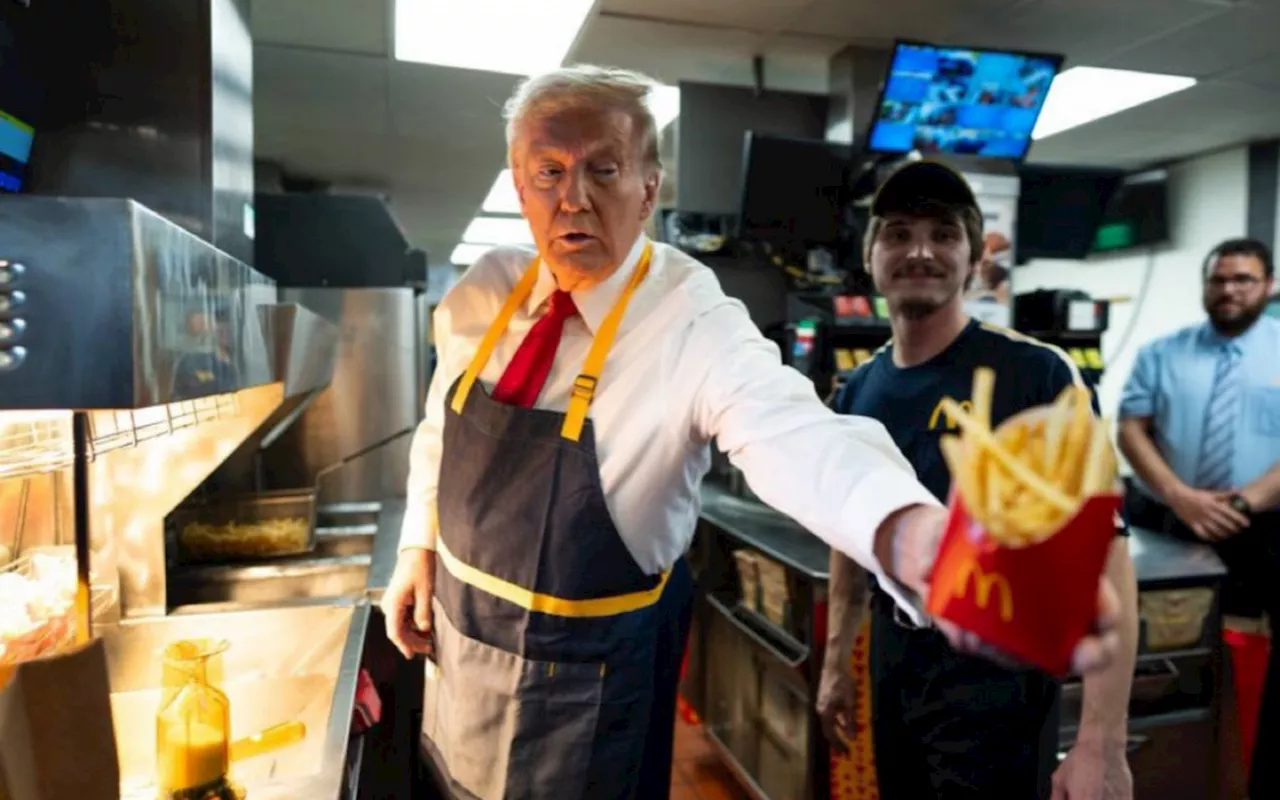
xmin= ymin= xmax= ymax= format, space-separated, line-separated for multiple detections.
xmin=425 ymin=600 xmax=604 ymax=800
xmin=508 ymin=660 xmax=607 ymax=798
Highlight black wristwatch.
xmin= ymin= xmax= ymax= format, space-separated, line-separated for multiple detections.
xmin=1228 ymin=493 xmax=1254 ymax=519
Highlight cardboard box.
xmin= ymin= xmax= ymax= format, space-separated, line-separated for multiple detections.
xmin=0 ymin=638 xmax=121 ymax=800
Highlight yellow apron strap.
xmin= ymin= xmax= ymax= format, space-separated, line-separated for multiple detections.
xmin=450 ymin=243 xmax=653 ymax=437
xmin=560 ymin=243 xmax=653 ymax=442
xmin=450 ymin=257 xmax=542 ymax=415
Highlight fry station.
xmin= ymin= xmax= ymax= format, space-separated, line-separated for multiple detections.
xmin=0 ymin=190 xmax=425 ymax=798
xmin=0 ymin=1 xmax=425 ymax=796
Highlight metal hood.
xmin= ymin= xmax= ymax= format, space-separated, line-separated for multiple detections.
xmin=0 ymin=196 xmax=278 ymax=410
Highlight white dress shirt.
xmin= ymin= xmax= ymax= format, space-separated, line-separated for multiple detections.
xmin=401 ymin=235 xmax=941 ymax=619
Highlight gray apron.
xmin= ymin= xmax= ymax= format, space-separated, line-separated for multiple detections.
xmin=421 ymin=245 xmax=694 ymax=800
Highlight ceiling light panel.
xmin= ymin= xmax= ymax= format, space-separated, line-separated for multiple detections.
xmin=396 ymin=0 xmax=597 ymax=75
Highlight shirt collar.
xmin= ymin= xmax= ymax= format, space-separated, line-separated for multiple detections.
xmin=1198 ymin=316 xmax=1266 ymax=352
xmin=527 ymin=234 xmax=648 ymax=334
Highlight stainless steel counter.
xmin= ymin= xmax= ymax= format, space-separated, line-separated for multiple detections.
xmin=365 ymin=498 xmax=404 ymax=602
xmin=103 ymin=496 xmax=409 ymax=800
xmin=108 ymin=601 xmax=370 ymax=800
xmin=699 ymin=481 xmax=1228 ymax=587
xmin=694 ymin=481 xmax=1231 ymax=800
xmin=699 ymin=484 xmax=830 ymax=579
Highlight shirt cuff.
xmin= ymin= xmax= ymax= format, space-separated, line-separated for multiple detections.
xmin=398 ymin=501 xmax=438 ymax=552
xmin=1117 ymin=398 xmax=1153 ymax=418
xmin=838 ymin=466 xmax=942 ymax=627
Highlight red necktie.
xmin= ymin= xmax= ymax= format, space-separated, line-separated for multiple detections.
xmin=491 ymin=290 xmax=578 ymax=408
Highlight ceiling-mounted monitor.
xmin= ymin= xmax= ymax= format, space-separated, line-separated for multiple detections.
xmin=0 ymin=3 xmax=41 ymax=194
xmin=738 ymin=132 xmax=853 ymax=250
xmin=865 ymin=40 xmax=1064 ymax=161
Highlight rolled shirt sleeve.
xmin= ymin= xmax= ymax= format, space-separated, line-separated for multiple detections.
xmin=1118 ymin=343 xmax=1159 ymax=420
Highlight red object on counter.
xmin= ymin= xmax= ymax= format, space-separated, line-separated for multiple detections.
xmin=1225 ymin=628 xmax=1270 ymax=770
xmin=351 ymin=668 xmax=383 ymax=734
xmin=926 ymin=490 xmax=1121 ymax=677
xmin=676 ymin=649 xmax=700 ymax=725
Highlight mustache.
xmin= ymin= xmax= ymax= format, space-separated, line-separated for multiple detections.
xmin=891 ymin=261 xmax=948 ymax=279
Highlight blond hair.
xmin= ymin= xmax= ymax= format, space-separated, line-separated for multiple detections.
xmin=502 ymin=64 xmax=665 ymax=172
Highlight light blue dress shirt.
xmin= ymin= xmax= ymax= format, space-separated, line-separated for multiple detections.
xmin=1119 ymin=316 xmax=1280 ymax=508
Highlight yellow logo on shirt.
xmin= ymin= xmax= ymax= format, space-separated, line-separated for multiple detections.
xmin=928 ymin=397 xmax=972 ymax=431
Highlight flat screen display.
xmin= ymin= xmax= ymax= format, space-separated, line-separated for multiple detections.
xmin=738 ymin=132 xmax=852 ymax=249
xmin=866 ymin=40 xmax=1063 ymax=161
xmin=1015 ymin=165 xmax=1124 ymax=263
xmin=0 ymin=109 xmax=34 ymax=193
xmin=1091 ymin=170 xmax=1170 ymax=253
xmin=0 ymin=4 xmax=40 ymax=193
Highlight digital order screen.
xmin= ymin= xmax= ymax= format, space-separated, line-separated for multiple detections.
xmin=867 ymin=42 xmax=1062 ymax=161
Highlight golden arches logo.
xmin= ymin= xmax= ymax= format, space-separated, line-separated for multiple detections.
xmin=952 ymin=559 xmax=1014 ymax=622
xmin=928 ymin=397 xmax=973 ymax=430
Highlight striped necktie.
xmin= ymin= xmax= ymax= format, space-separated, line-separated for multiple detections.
xmin=1194 ymin=342 xmax=1243 ymax=490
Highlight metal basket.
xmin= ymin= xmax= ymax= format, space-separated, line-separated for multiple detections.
xmin=168 ymin=489 xmax=318 ymax=564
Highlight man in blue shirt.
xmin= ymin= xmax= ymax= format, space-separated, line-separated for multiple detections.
xmin=819 ymin=161 xmax=1139 ymax=799
xmin=1117 ymin=237 xmax=1280 ymax=798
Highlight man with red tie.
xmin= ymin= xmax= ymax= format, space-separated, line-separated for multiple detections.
xmin=380 ymin=65 xmax=1124 ymax=800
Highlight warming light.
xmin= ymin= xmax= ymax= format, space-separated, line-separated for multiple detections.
xmin=1033 ymin=67 xmax=1197 ymax=140
xmin=395 ymin=0 xmax=598 ymax=75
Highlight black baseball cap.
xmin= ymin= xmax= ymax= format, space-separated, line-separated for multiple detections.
xmin=870 ymin=159 xmax=980 ymax=218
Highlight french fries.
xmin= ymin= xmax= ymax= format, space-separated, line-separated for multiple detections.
xmin=938 ymin=367 xmax=1119 ymax=548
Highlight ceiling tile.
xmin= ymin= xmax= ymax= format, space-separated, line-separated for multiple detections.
xmin=254 ymin=46 xmax=390 ymax=135
xmin=1221 ymin=53 xmax=1280 ymax=90
xmin=788 ymin=0 xmax=1012 ymax=43
xmin=1102 ymin=4 xmax=1280 ymax=77
xmin=387 ymin=62 xmax=521 ymax=143
xmin=573 ymin=15 xmax=835 ymax=92
xmin=251 ymin=0 xmax=391 ymax=56
xmin=599 ymin=0 xmax=814 ymax=33
xmin=944 ymin=0 xmax=1223 ymax=67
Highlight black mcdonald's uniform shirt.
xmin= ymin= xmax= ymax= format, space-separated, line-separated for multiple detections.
xmin=832 ymin=320 xmax=1126 ymax=792
xmin=832 ymin=318 xmax=1120 ymax=521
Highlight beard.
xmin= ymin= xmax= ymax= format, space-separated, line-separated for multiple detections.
xmin=1209 ymin=301 xmax=1265 ymax=336
xmin=889 ymin=280 xmax=965 ymax=321
xmin=896 ymin=297 xmax=946 ymax=320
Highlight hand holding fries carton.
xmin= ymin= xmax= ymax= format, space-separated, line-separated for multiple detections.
xmin=925 ymin=368 xmax=1122 ymax=676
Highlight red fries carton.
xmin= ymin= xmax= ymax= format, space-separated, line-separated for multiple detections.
xmin=926 ymin=488 xmax=1121 ymax=676
xmin=923 ymin=371 xmax=1123 ymax=678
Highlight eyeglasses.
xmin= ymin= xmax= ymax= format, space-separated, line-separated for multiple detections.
xmin=1205 ymin=275 xmax=1264 ymax=289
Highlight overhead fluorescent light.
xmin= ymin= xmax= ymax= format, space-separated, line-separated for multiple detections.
xmin=450 ymin=243 xmax=493 ymax=266
xmin=395 ymin=0 xmax=597 ymax=75
xmin=463 ymin=216 xmax=535 ymax=246
xmin=482 ymin=170 xmax=521 ymax=215
xmin=649 ymin=85 xmax=680 ymax=132
xmin=1033 ymin=67 xmax=1196 ymax=140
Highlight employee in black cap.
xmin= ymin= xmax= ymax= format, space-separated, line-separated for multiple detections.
xmin=817 ymin=160 xmax=1140 ymax=799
